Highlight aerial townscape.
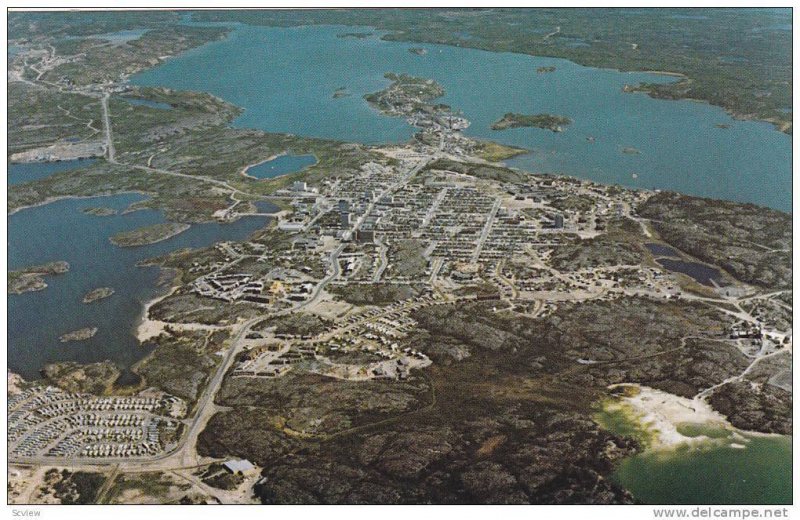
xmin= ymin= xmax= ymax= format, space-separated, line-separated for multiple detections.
xmin=6 ymin=7 xmax=793 ymax=509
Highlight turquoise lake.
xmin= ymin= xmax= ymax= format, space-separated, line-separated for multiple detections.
xmin=132 ymin=24 xmax=792 ymax=212
xmin=245 ymin=154 xmax=317 ymax=179
xmin=8 ymin=188 xmax=271 ymax=381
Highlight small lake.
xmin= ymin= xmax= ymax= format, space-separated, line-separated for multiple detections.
xmin=8 ymin=189 xmax=270 ymax=381
xmin=85 ymin=29 xmax=148 ymax=43
xmin=253 ymin=200 xmax=281 ymax=213
xmin=244 ymin=154 xmax=317 ymax=179
xmin=8 ymin=159 xmax=97 ymax=186
xmin=656 ymin=258 xmax=724 ymax=286
xmin=645 ymin=242 xmax=680 ymax=258
xmin=131 ymin=23 xmax=791 ymax=212
xmin=122 ymin=97 xmax=173 ymax=110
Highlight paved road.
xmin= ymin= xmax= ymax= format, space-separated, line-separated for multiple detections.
xmin=295 ymin=244 xmax=345 ymax=312
xmin=471 ymin=198 xmax=501 ymax=263
xmin=421 ymin=187 xmax=448 ymax=228
xmin=98 ymin=94 xmax=247 ymax=206
xmin=352 ymin=158 xmax=430 ymax=235
xmin=132 ymin=164 xmax=247 ymax=196
xmin=100 ymin=92 xmax=116 ymax=163
xmin=169 ymin=315 xmax=264 ymax=468
xmin=372 ymin=238 xmax=388 ymax=282
xmin=94 ymin=464 xmax=120 ymax=504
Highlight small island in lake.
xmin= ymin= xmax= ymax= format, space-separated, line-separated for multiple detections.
xmin=536 ymin=66 xmax=556 ymax=73
xmin=332 ymin=87 xmax=351 ymax=99
xmin=8 ymin=261 xmax=70 ymax=294
xmin=83 ymin=287 xmax=115 ymax=304
xmin=337 ymin=31 xmax=372 ymax=39
xmin=82 ymin=206 xmax=118 ymax=216
xmin=491 ymin=112 xmax=572 ymax=132
xmin=409 ymin=47 xmax=428 ymax=55
xmin=109 ymin=222 xmax=189 ymax=247
xmin=59 ymin=327 xmax=98 ymax=343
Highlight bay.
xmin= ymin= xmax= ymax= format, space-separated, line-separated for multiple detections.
xmin=8 ymin=190 xmax=270 ymax=380
xmin=8 ymin=159 xmax=96 ymax=186
xmin=131 ymin=23 xmax=791 ymax=211
xmin=595 ymin=399 xmax=791 ymax=505
xmin=613 ymin=434 xmax=792 ymax=505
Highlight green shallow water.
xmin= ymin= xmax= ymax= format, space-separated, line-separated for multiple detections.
xmin=596 ymin=404 xmax=792 ymax=505
xmin=613 ymin=435 xmax=792 ymax=505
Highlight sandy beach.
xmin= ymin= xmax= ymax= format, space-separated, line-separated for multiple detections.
xmin=239 ymin=154 xmax=281 ymax=179
xmin=136 ymin=287 xmax=231 ymax=343
xmin=607 ymin=383 xmax=734 ymax=449
xmin=135 ymin=287 xmax=178 ymax=342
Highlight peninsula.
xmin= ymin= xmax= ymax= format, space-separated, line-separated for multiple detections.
xmin=109 ymin=223 xmax=190 ymax=247
xmin=82 ymin=206 xmax=118 ymax=216
xmin=8 ymin=261 xmax=70 ymax=294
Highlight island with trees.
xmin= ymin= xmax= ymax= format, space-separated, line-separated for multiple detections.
xmin=491 ymin=112 xmax=572 ymax=132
